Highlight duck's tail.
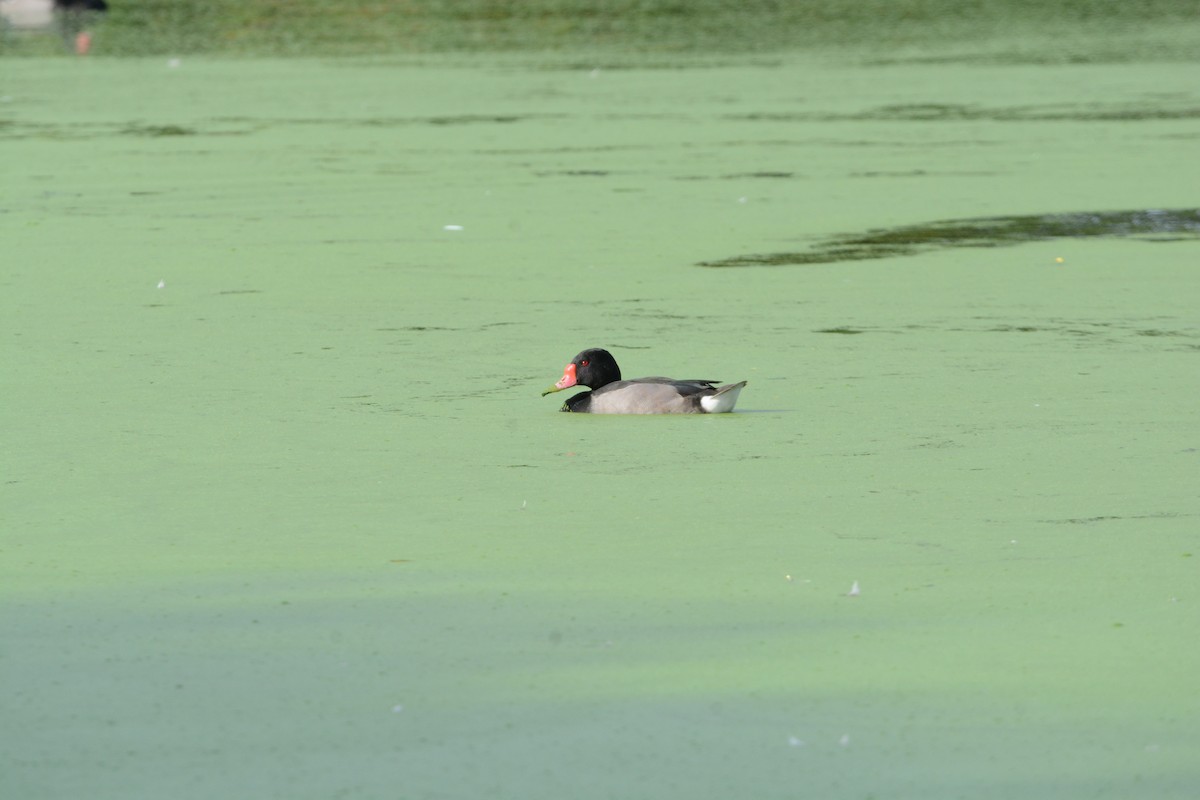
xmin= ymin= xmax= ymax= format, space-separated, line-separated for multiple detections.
xmin=699 ymin=381 xmax=747 ymax=413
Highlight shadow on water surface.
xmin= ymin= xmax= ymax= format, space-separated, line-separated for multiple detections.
xmin=730 ymin=103 xmax=1200 ymax=123
xmin=698 ymin=208 xmax=1200 ymax=267
xmin=809 ymin=318 xmax=1200 ymax=351
xmin=0 ymin=114 xmax=559 ymax=142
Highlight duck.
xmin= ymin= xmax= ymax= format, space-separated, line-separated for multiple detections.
xmin=541 ymin=348 xmax=747 ymax=414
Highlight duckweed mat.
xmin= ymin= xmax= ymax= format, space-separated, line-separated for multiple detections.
xmin=4 ymin=51 xmax=1199 ymax=800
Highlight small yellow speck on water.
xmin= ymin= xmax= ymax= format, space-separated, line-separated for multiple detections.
xmin=1055 ymin=257 xmax=1065 ymax=263
xmin=785 ymin=574 xmax=793 ymax=582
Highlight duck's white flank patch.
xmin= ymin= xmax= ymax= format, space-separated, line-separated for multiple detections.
xmin=700 ymin=382 xmax=745 ymax=413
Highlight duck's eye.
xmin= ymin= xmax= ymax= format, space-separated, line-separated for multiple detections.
xmin=580 ymin=359 xmax=589 ymax=366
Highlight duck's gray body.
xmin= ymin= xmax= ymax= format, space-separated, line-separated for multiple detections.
xmin=564 ymin=378 xmax=746 ymax=414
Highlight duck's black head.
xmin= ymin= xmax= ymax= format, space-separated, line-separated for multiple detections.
xmin=567 ymin=348 xmax=621 ymax=389
xmin=541 ymin=347 xmax=622 ymax=397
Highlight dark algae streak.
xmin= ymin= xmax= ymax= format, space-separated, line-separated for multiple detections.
xmin=699 ymin=208 xmax=1200 ymax=267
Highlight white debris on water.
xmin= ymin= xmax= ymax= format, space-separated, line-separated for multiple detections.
xmin=443 ymin=224 xmax=464 ymax=231
xmin=847 ymin=580 xmax=860 ymax=597
xmin=391 ymin=704 xmax=404 ymax=713
xmin=787 ymin=736 xmax=804 ymax=747
xmin=167 ymin=58 xmax=181 ymax=69
xmin=157 ymin=280 xmax=165 ymax=289
xmin=839 ymin=733 xmax=851 ymax=746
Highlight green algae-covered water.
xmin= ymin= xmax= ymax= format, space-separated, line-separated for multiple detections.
xmin=4 ymin=51 xmax=1199 ymax=799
